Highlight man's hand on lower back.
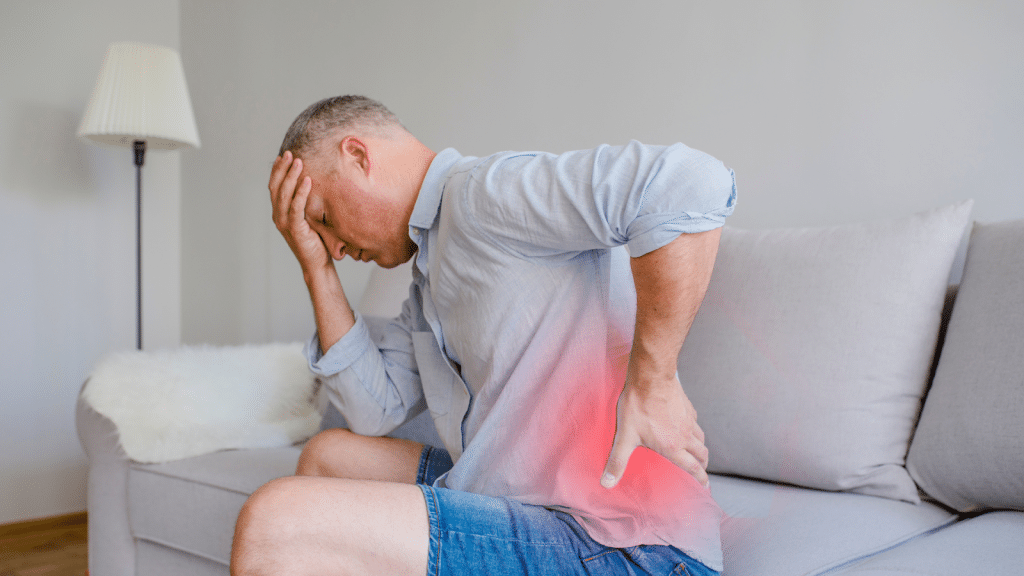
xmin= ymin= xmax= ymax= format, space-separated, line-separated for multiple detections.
xmin=602 ymin=371 xmax=710 ymax=489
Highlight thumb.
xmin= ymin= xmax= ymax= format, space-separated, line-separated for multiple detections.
xmin=601 ymin=429 xmax=637 ymax=489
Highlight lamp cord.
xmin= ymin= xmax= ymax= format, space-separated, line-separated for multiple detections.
xmin=134 ymin=140 xmax=146 ymax=350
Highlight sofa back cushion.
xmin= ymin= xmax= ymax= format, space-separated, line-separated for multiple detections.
xmin=906 ymin=218 xmax=1024 ymax=512
xmin=679 ymin=202 xmax=973 ymax=502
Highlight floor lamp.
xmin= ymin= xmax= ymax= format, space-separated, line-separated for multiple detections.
xmin=78 ymin=42 xmax=200 ymax=350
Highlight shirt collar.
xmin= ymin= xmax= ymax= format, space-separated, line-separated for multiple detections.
xmin=409 ymin=147 xmax=463 ymax=233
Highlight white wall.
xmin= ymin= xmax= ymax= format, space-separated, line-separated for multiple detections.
xmin=0 ymin=1 xmax=183 ymax=524
xmin=180 ymin=0 xmax=1024 ymax=347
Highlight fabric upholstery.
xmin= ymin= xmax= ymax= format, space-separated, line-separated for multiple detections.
xmin=831 ymin=511 xmax=1024 ymax=575
xmin=136 ymin=540 xmax=229 ymax=576
xmin=128 ymin=446 xmax=301 ymax=564
xmin=710 ymin=475 xmax=955 ymax=576
xmin=76 ymin=390 xmax=136 ymax=576
xmin=680 ymin=202 xmax=973 ymax=502
xmin=907 ymin=219 xmax=1024 ymax=512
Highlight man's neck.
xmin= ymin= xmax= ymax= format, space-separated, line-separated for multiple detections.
xmin=392 ymin=137 xmax=437 ymax=230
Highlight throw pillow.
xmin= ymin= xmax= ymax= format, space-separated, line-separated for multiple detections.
xmin=680 ymin=202 xmax=973 ymax=502
xmin=906 ymin=219 xmax=1024 ymax=512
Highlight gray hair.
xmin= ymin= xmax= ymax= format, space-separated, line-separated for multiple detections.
xmin=278 ymin=95 xmax=404 ymax=158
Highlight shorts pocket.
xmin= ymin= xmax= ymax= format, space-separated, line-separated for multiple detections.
xmin=581 ymin=545 xmax=691 ymax=576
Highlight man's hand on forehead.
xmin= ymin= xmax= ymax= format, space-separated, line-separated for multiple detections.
xmin=269 ymin=151 xmax=332 ymax=274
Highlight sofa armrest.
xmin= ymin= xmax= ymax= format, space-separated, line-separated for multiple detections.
xmin=76 ymin=380 xmax=136 ymax=576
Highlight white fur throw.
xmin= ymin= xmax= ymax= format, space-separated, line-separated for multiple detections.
xmin=83 ymin=343 xmax=322 ymax=463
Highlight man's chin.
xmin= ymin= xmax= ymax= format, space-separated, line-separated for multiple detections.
xmin=377 ymin=247 xmax=418 ymax=269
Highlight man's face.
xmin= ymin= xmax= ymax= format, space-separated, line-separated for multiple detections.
xmin=300 ymin=156 xmax=417 ymax=269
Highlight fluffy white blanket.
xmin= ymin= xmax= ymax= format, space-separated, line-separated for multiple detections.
xmin=83 ymin=343 xmax=322 ymax=463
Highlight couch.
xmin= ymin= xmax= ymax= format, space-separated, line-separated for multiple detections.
xmin=78 ymin=202 xmax=1024 ymax=575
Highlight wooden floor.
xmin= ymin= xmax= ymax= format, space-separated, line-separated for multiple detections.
xmin=0 ymin=512 xmax=87 ymax=576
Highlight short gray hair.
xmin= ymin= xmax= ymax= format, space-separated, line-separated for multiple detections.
xmin=278 ymin=95 xmax=404 ymax=158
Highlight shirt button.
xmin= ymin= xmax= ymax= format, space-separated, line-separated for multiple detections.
xmin=412 ymin=229 xmax=421 ymax=236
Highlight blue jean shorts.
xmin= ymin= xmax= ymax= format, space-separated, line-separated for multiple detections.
xmin=415 ymin=445 xmax=719 ymax=576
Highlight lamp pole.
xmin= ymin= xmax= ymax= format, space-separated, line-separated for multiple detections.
xmin=133 ymin=140 xmax=146 ymax=350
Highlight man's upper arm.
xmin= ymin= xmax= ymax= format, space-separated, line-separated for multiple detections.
xmin=457 ymin=141 xmax=735 ymax=258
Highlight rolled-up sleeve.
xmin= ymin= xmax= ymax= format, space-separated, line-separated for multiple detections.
xmin=621 ymin=142 xmax=736 ymax=256
xmin=304 ymin=305 xmax=426 ymax=436
xmin=459 ymin=140 xmax=735 ymax=258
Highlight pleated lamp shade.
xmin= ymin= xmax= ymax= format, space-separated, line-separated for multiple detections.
xmin=78 ymin=42 xmax=200 ymax=150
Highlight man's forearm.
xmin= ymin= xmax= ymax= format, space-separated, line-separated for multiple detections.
xmin=628 ymin=228 xmax=722 ymax=384
xmin=304 ymin=263 xmax=357 ymax=355
xmin=602 ymin=227 xmax=723 ymax=488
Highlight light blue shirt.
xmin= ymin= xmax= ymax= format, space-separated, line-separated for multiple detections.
xmin=307 ymin=141 xmax=736 ymax=570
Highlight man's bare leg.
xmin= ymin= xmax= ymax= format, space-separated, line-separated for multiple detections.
xmin=295 ymin=427 xmax=425 ymax=482
xmin=231 ymin=429 xmax=429 ymax=576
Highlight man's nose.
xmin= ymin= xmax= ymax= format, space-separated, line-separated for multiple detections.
xmin=330 ymin=240 xmax=346 ymax=261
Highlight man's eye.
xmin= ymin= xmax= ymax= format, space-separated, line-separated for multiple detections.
xmin=321 ymin=213 xmax=328 ymax=226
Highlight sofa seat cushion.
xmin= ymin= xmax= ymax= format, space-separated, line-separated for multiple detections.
xmin=128 ymin=445 xmax=302 ymax=565
xmin=136 ymin=540 xmax=230 ymax=576
xmin=831 ymin=510 xmax=1024 ymax=575
xmin=710 ymin=474 xmax=956 ymax=576
xmin=127 ymin=450 xmax=959 ymax=574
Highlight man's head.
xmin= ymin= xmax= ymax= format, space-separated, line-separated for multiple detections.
xmin=278 ymin=95 xmax=405 ymax=159
xmin=278 ymin=95 xmax=433 ymax=268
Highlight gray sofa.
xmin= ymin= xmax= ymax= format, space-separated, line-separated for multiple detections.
xmin=78 ymin=205 xmax=1024 ymax=575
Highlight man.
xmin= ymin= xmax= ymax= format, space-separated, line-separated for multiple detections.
xmin=231 ymin=95 xmax=735 ymax=576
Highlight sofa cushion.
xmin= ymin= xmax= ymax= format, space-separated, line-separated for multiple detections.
xmin=830 ymin=511 xmax=1024 ymax=575
xmin=680 ymin=202 xmax=973 ymax=502
xmin=907 ymin=219 xmax=1024 ymax=512
xmin=136 ymin=540 xmax=229 ymax=576
xmin=128 ymin=446 xmax=302 ymax=565
xmin=710 ymin=474 xmax=956 ymax=576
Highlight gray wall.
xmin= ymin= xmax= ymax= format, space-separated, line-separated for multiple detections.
xmin=0 ymin=1 xmax=183 ymax=523
xmin=180 ymin=0 xmax=1024 ymax=347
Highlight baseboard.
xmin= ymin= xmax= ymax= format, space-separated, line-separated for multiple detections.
xmin=0 ymin=511 xmax=87 ymax=539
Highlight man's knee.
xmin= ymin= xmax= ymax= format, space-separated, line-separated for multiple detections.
xmin=295 ymin=427 xmax=356 ymax=476
xmin=231 ymin=477 xmax=303 ymax=576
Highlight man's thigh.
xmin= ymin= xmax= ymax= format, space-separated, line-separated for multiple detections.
xmin=232 ymin=476 xmax=429 ymax=576
xmin=421 ymin=486 xmax=708 ymax=576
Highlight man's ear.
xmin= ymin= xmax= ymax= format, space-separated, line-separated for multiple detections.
xmin=339 ymin=136 xmax=370 ymax=176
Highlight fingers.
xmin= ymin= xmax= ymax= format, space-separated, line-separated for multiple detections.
xmin=603 ymin=382 xmax=712 ymax=490
xmin=290 ymin=173 xmax=313 ymax=229
xmin=696 ymin=426 xmax=708 ymax=468
xmin=268 ymin=151 xmax=289 ymax=199
xmin=602 ymin=428 xmax=637 ymax=489
xmin=270 ymin=151 xmax=306 ymax=233
xmin=662 ymin=440 xmax=710 ymax=488
xmin=602 ymin=426 xmax=710 ymax=489
xmin=269 ymin=151 xmax=294 ymax=210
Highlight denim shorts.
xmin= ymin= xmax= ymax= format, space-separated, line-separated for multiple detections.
xmin=415 ymin=445 xmax=719 ymax=576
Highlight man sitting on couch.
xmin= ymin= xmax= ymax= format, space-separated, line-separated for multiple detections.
xmin=230 ymin=95 xmax=736 ymax=576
